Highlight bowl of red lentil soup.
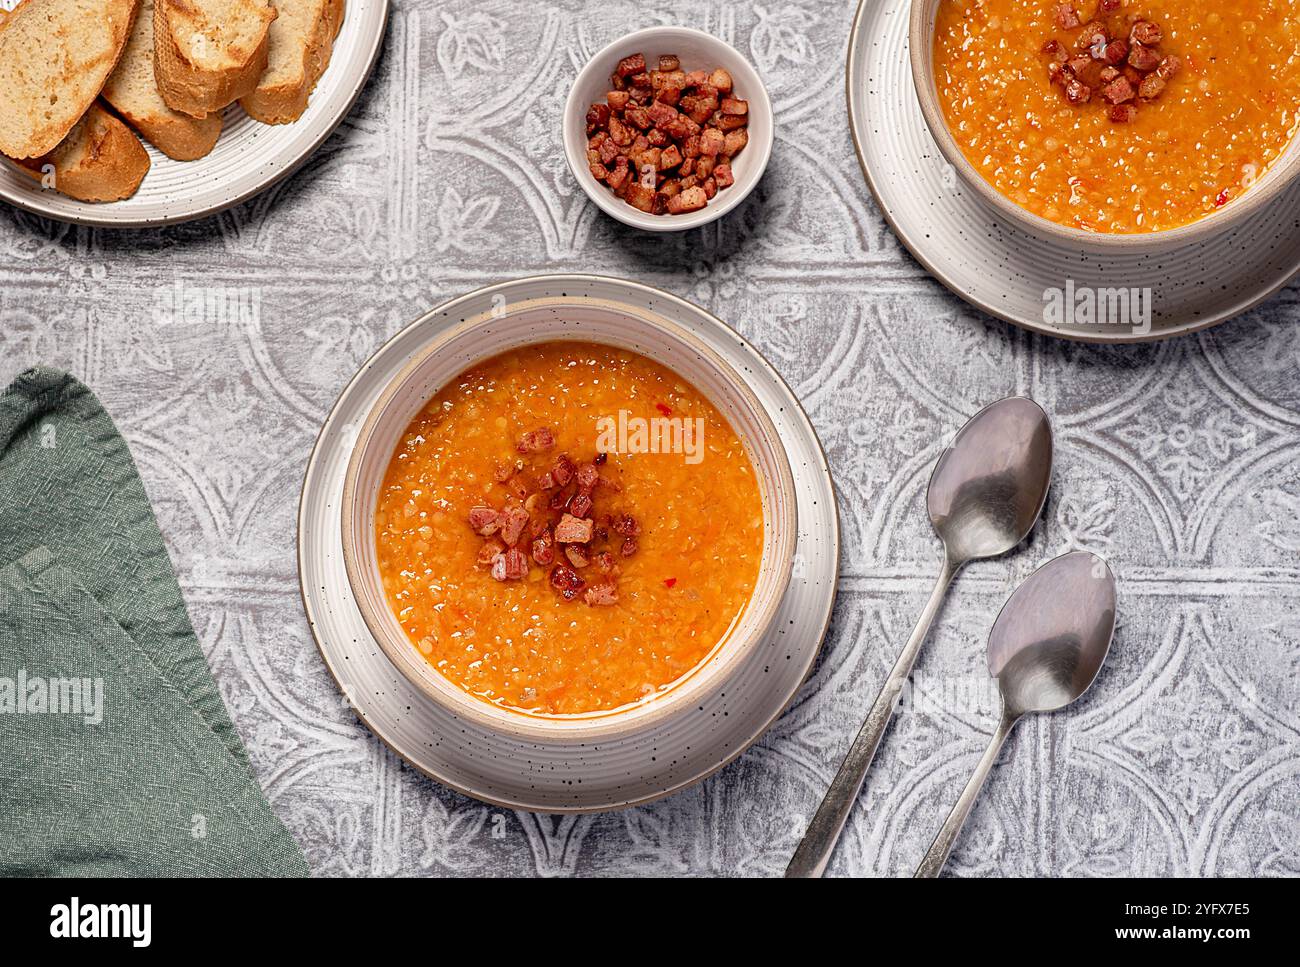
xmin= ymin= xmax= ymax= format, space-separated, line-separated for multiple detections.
xmin=563 ymin=25 xmax=774 ymax=232
xmin=340 ymin=297 xmax=798 ymax=742
xmin=912 ymin=0 xmax=1300 ymax=248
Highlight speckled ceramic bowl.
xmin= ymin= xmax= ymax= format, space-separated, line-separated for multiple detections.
xmin=340 ymin=295 xmax=798 ymax=744
xmin=909 ymin=0 xmax=1300 ymax=253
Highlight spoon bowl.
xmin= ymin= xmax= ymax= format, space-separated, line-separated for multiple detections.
xmin=915 ymin=551 xmax=1117 ymax=877
xmin=990 ymin=550 xmax=1115 ymax=716
xmin=928 ymin=397 xmax=1053 ymax=563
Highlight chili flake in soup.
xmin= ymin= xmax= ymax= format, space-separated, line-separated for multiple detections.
xmin=933 ymin=0 xmax=1300 ymax=232
xmin=375 ymin=342 xmax=764 ymax=716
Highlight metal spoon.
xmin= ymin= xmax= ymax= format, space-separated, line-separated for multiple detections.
xmin=915 ymin=550 xmax=1116 ymax=877
xmin=785 ymin=396 xmax=1052 ymax=878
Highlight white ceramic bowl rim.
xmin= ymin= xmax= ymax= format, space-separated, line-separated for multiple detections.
xmin=562 ymin=25 xmax=775 ymax=233
xmin=907 ymin=0 xmax=1300 ymax=250
xmin=340 ymin=295 xmax=799 ymax=743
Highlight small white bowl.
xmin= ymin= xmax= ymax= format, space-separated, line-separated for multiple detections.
xmin=563 ymin=26 xmax=774 ymax=232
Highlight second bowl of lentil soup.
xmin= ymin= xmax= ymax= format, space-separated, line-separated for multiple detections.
xmin=341 ymin=295 xmax=797 ymax=742
xmin=912 ymin=0 xmax=1300 ymax=248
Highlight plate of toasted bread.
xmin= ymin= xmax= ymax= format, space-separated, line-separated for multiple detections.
xmin=0 ymin=0 xmax=387 ymax=226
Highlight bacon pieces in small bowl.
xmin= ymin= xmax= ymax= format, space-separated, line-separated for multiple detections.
xmin=1042 ymin=5 xmax=1180 ymax=123
xmin=585 ymin=52 xmax=749 ymax=216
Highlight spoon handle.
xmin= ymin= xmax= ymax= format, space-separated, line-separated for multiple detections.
xmin=914 ymin=707 xmax=1020 ymax=878
xmin=785 ymin=556 xmax=958 ymax=878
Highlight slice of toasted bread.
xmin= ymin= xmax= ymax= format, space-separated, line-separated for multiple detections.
xmin=103 ymin=0 xmax=222 ymax=160
xmin=0 ymin=0 xmax=140 ymax=159
xmin=154 ymin=0 xmax=277 ymax=117
xmin=11 ymin=102 xmax=151 ymax=202
xmin=240 ymin=0 xmax=344 ymax=124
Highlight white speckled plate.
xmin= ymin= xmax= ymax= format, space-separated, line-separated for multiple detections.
xmin=847 ymin=0 xmax=1300 ymax=343
xmin=0 ymin=0 xmax=388 ymax=228
xmin=297 ymin=275 xmax=840 ymax=812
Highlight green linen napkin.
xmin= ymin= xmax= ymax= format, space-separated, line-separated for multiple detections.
xmin=0 ymin=367 xmax=308 ymax=877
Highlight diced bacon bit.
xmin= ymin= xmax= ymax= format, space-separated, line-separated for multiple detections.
xmin=555 ymin=513 xmax=595 ymax=543
xmin=1042 ymin=39 xmax=1061 ymax=56
xmin=478 ymin=538 xmax=505 ymax=565
xmin=1157 ymin=55 xmax=1181 ymax=80
xmin=723 ymin=129 xmax=748 ymax=156
xmin=1109 ymin=103 xmax=1138 ymax=123
xmin=1065 ymin=79 xmax=1092 ymax=105
xmin=616 ymin=53 xmax=646 ymax=77
xmin=517 ymin=427 xmax=555 ymax=453
xmin=568 ymin=492 xmax=593 ymax=518
xmin=584 ymin=581 xmax=619 ymax=606
xmin=575 ymin=462 xmax=600 ymax=489
xmin=1127 ymin=43 xmax=1160 ymax=72
xmin=565 ymin=544 xmax=590 ymax=568
xmin=621 ymin=537 xmax=639 ymax=558
xmin=469 ymin=506 xmax=501 ymax=536
xmin=594 ymin=550 xmax=618 ymax=575
xmin=1101 ymin=39 xmax=1128 ymax=66
xmin=548 ymin=486 xmax=573 ymax=511
xmin=585 ymin=52 xmax=748 ymax=216
xmin=594 ymin=452 xmax=608 ymax=466
xmin=664 ymin=577 xmax=677 ymax=588
xmin=1054 ymin=4 xmax=1080 ymax=30
xmin=699 ymin=128 xmax=725 ymax=157
xmin=1099 ymin=0 xmax=1120 ymax=10
xmin=550 ymin=564 xmax=585 ymax=601
xmin=667 ymin=186 xmax=707 ymax=214
xmin=1075 ymin=21 xmax=1107 ymax=52
xmin=611 ymin=513 xmax=641 ymax=537
xmin=498 ymin=506 xmax=530 ymax=546
xmin=531 ymin=532 xmax=555 ymax=566
xmin=1138 ymin=73 xmax=1166 ymax=100
xmin=1101 ymin=75 xmax=1135 ymax=104
xmin=502 ymin=547 xmax=529 ymax=580
xmin=490 ymin=547 xmax=529 ymax=582
xmin=714 ymin=163 xmax=734 ymax=189
xmin=1130 ymin=21 xmax=1162 ymax=46
xmin=585 ymin=103 xmax=610 ymax=135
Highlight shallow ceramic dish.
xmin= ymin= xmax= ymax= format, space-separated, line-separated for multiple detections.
xmin=563 ymin=25 xmax=774 ymax=232
xmin=848 ymin=0 xmax=1300 ymax=342
xmin=0 ymin=0 xmax=388 ymax=228
xmin=340 ymin=296 xmax=798 ymax=744
xmin=300 ymin=275 xmax=839 ymax=811
xmin=909 ymin=0 xmax=1300 ymax=253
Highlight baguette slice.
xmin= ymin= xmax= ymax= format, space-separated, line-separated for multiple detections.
xmin=240 ymin=0 xmax=345 ymax=124
xmin=154 ymin=0 xmax=277 ymax=117
xmin=104 ymin=0 xmax=222 ymax=160
xmin=12 ymin=102 xmax=151 ymax=202
xmin=0 ymin=0 xmax=140 ymax=159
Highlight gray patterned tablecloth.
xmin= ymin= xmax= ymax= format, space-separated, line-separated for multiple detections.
xmin=2 ymin=0 xmax=1298 ymax=877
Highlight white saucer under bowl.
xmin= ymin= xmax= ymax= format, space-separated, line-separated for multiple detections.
xmin=297 ymin=275 xmax=840 ymax=812
xmin=847 ymin=0 xmax=1300 ymax=343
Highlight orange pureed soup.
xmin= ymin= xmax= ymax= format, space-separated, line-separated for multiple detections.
xmin=933 ymin=0 xmax=1300 ymax=232
xmin=375 ymin=342 xmax=764 ymax=716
